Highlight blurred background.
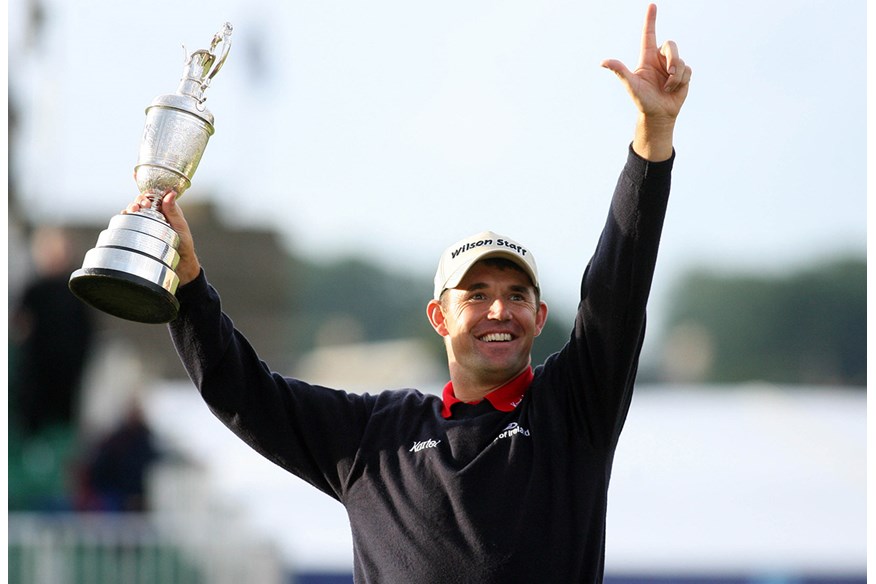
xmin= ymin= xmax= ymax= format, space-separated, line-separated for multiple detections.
xmin=7 ymin=0 xmax=866 ymax=583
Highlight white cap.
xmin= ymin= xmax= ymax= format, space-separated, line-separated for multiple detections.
xmin=433 ymin=230 xmax=539 ymax=299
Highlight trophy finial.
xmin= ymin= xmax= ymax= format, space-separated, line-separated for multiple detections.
xmin=177 ymin=22 xmax=233 ymax=105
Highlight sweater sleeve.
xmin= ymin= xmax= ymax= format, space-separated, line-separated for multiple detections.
xmin=543 ymin=145 xmax=674 ymax=450
xmin=168 ymin=270 xmax=371 ymax=500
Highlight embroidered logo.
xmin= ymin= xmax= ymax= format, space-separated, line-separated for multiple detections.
xmin=493 ymin=422 xmax=531 ymax=443
xmin=410 ymin=439 xmax=441 ymax=453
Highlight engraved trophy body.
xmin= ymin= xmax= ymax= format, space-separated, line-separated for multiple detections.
xmin=69 ymin=24 xmax=232 ymax=324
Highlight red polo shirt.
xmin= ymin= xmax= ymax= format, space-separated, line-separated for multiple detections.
xmin=440 ymin=367 xmax=534 ymax=419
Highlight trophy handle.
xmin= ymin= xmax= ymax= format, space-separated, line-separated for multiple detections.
xmin=206 ymin=23 xmax=233 ymax=84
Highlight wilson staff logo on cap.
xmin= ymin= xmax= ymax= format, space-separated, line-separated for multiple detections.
xmin=433 ymin=231 xmax=539 ymax=299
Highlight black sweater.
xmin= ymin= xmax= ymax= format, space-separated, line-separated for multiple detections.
xmin=169 ymin=146 xmax=674 ymax=583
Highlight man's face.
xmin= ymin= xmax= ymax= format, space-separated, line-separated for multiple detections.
xmin=427 ymin=260 xmax=548 ymax=390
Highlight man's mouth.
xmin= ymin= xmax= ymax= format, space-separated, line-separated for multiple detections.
xmin=479 ymin=333 xmax=513 ymax=343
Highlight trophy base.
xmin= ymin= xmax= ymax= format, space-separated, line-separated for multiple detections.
xmin=69 ymin=267 xmax=180 ymax=324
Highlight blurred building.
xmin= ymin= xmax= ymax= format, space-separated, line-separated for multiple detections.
xmin=64 ymin=198 xmax=297 ymax=380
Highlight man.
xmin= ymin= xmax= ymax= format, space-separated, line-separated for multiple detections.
xmin=12 ymin=226 xmax=94 ymax=438
xmin=128 ymin=4 xmax=690 ymax=581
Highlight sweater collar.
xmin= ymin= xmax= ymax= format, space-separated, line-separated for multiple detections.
xmin=440 ymin=367 xmax=534 ymax=419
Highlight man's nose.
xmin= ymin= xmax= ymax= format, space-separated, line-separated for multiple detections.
xmin=487 ymin=299 xmax=511 ymax=320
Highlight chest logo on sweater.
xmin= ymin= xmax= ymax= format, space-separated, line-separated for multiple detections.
xmin=493 ymin=422 xmax=531 ymax=443
xmin=410 ymin=438 xmax=441 ymax=453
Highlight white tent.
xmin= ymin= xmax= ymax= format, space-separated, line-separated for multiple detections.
xmin=145 ymin=382 xmax=866 ymax=580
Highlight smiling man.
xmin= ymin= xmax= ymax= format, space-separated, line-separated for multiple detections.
xmin=427 ymin=234 xmax=548 ymax=402
xmin=130 ymin=4 xmax=690 ymax=582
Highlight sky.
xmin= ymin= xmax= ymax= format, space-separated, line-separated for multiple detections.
xmin=7 ymin=0 xmax=867 ymax=330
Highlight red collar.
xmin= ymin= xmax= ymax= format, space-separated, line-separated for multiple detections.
xmin=440 ymin=367 xmax=534 ymax=419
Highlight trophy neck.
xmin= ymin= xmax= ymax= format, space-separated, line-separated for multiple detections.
xmin=177 ymin=49 xmax=215 ymax=103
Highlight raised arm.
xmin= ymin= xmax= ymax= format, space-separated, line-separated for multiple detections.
xmin=601 ymin=3 xmax=692 ymax=161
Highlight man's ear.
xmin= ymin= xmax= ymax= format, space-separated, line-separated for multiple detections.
xmin=426 ymin=299 xmax=449 ymax=337
xmin=534 ymin=301 xmax=549 ymax=337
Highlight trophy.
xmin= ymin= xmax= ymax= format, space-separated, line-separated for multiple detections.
xmin=69 ymin=23 xmax=233 ymax=324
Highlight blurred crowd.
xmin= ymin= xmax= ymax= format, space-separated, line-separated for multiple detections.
xmin=9 ymin=225 xmax=160 ymax=513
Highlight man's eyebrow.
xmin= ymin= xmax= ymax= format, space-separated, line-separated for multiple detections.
xmin=508 ymin=284 xmax=532 ymax=294
xmin=463 ymin=282 xmax=489 ymax=291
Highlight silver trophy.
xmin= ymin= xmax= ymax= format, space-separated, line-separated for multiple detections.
xmin=70 ymin=23 xmax=233 ymax=324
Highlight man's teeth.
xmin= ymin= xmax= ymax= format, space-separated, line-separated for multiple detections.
xmin=481 ymin=333 xmax=512 ymax=342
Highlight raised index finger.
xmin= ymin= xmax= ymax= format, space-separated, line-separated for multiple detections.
xmin=640 ymin=3 xmax=658 ymax=55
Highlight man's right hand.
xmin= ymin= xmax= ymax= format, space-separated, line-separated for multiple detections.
xmin=123 ymin=192 xmax=202 ymax=286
